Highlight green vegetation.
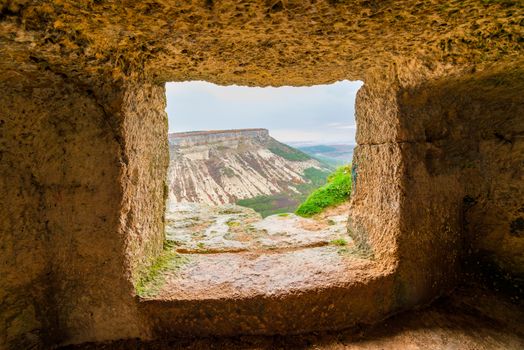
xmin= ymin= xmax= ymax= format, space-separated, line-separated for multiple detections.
xmin=226 ymin=220 xmax=240 ymax=227
xmin=330 ymin=238 xmax=348 ymax=246
xmin=267 ymin=140 xmax=311 ymax=161
xmin=135 ymin=241 xmax=188 ymax=298
xmin=221 ymin=167 xmax=235 ymax=177
xmin=303 ymin=167 xmax=330 ymax=186
xmin=296 ymin=165 xmax=352 ymax=217
xmin=236 ymin=140 xmax=338 ymax=217
xmin=237 ymin=193 xmax=299 ymax=217
xmin=236 ymin=167 xmax=331 ymax=217
xmin=268 ymin=146 xmax=311 ymax=161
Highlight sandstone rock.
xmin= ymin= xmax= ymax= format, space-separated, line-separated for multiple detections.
xmin=0 ymin=1 xmax=522 ymax=348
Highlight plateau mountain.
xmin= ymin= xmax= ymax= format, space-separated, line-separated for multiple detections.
xmin=167 ymin=129 xmax=332 ymax=215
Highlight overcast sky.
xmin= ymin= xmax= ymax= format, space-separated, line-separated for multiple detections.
xmin=165 ymin=80 xmax=363 ymax=145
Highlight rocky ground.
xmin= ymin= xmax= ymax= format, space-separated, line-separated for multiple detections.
xmin=164 ymin=201 xmax=351 ymax=253
xmin=130 ymin=203 xmax=522 ymax=350
xmin=138 ymin=202 xmax=360 ymax=299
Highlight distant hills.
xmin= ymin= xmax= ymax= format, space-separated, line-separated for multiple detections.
xmin=297 ymin=144 xmax=354 ymax=166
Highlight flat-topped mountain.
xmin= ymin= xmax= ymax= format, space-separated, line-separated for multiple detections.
xmin=169 ymin=128 xmax=270 ymax=145
xmin=167 ymin=128 xmax=332 ymax=213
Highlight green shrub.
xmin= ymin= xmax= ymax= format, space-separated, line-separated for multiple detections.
xmin=295 ymin=165 xmax=352 ymax=217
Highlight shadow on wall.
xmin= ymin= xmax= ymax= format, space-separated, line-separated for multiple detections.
xmin=398 ymin=65 xmax=524 ymax=288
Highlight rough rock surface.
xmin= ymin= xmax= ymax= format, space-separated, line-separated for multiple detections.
xmin=139 ymin=201 xmax=354 ymax=300
xmin=0 ymin=0 xmax=523 ymax=349
xmin=149 ymin=246 xmax=366 ymax=300
xmin=0 ymin=0 xmax=521 ymax=85
xmin=165 ymin=202 xmax=350 ymax=253
xmin=167 ymin=129 xmax=328 ymax=205
xmin=61 ymin=284 xmax=524 ymax=350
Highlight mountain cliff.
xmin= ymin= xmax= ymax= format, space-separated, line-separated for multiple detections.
xmin=167 ymin=129 xmax=332 ymax=211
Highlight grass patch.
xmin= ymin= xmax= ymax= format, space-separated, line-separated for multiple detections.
xmin=330 ymin=238 xmax=348 ymax=246
xmin=296 ymin=165 xmax=352 ymax=217
xmin=135 ymin=241 xmax=188 ymax=298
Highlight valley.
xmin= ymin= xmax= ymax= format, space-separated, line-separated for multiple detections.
xmin=297 ymin=144 xmax=355 ymax=166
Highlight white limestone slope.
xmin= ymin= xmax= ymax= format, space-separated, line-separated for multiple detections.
xmin=167 ymin=129 xmax=329 ymax=205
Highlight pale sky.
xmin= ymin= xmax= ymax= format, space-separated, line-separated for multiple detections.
xmin=165 ymin=80 xmax=363 ymax=145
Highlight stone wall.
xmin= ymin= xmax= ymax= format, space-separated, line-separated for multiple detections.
xmin=349 ymin=62 xmax=524 ymax=311
xmin=0 ymin=71 xmax=135 ymax=347
xmin=0 ymin=72 xmax=168 ymax=347
xmin=348 ymin=66 xmax=460 ymax=312
xmin=1 ymin=70 xmax=53 ymax=349
xmin=118 ymin=83 xmax=169 ymax=289
xmin=39 ymin=81 xmax=143 ymax=346
xmin=396 ymin=65 xmax=524 ymax=281
xmin=0 ymin=0 xmax=522 ymax=348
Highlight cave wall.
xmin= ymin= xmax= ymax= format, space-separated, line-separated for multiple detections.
xmin=350 ymin=63 xmax=524 ymax=310
xmin=349 ymin=65 xmax=461 ymax=311
xmin=0 ymin=72 xmax=168 ymax=348
xmin=396 ymin=66 xmax=524 ymax=282
xmin=0 ymin=71 xmax=53 ymax=349
xmin=2 ymin=63 xmax=522 ymax=348
xmin=119 ymin=83 xmax=169 ymax=289
xmin=350 ymin=68 xmax=403 ymax=265
xmin=0 ymin=72 xmax=139 ymax=348
xmin=0 ymin=0 xmax=522 ymax=347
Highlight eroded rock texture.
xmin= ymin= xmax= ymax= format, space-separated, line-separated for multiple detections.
xmin=167 ymin=129 xmax=328 ymax=205
xmin=0 ymin=0 xmax=522 ymax=348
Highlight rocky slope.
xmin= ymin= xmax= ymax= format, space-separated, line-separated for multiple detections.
xmin=167 ymin=129 xmax=331 ymax=206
